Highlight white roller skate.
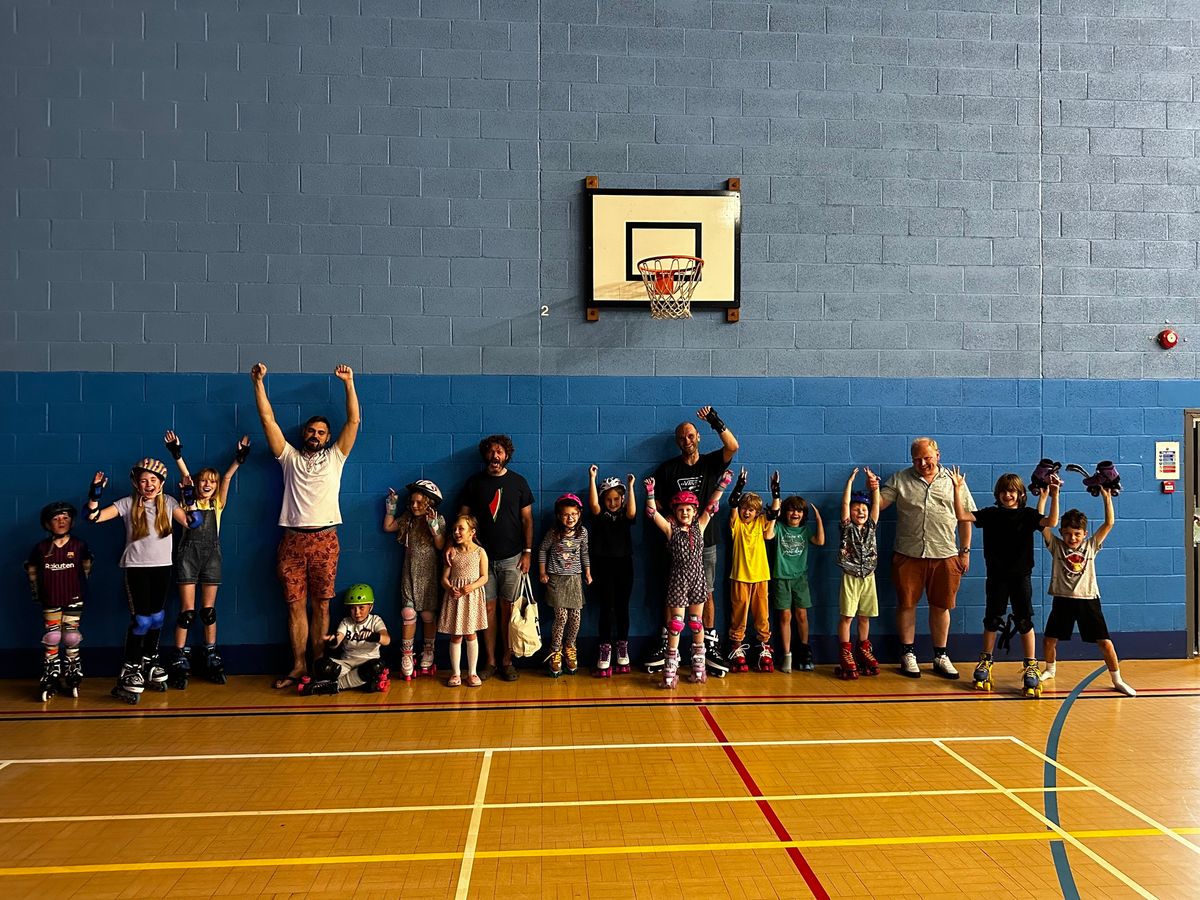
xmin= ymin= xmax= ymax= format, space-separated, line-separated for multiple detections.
xmin=689 ymin=644 xmax=707 ymax=684
xmin=417 ymin=641 xmax=436 ymax=677
xmin=399 ymin=639 xmax=415 ymax=682
xmin=1021 ymin=660 xmax=1042 ymax=698
xmin=614 ymin=640 xmax=631 ymax=674
xmin=973 ymin=653 xmax=994 ymax=692
xmin=142 ymin=655 xmax=168 ymax=692
xmin=112 ymin=662 xmax=144 ymax=704
xmin=593 ymin=642 xmax=612 ymax=678
xmin=660 ymin=647 xmax=680 ymax=689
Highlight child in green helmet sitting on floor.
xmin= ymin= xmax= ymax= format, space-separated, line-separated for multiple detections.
xmin=298 ymin=583 xmax=391 ymax=695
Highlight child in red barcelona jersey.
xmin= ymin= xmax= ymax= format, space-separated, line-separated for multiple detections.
xmin=25 ymin=502 xmax=93 ymax=702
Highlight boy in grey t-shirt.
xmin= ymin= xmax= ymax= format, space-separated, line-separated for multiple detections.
xmin=1039 ymin=485 xmax=1134 ymax=696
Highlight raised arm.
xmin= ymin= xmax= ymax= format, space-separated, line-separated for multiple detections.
xmin=697 ymin=469 xmax=734 ymax=532
xmin=333 ymin=364 xmax=360 ymax=456
xmin=1093 ymin=485 xmax=1116 ymax=547
xmin=763 ymin=470 xmax=781 ymax=541
xmin=219 ymin=435 xmax=249 ymax=507
xmin=866 ymin=466 xmax=881 ymax=523
xmin=698 ymin=406 xmax=738 ymax=463
xmin=842 ymin=468 xmax=858 ymax=522
xmin=624 ymin=473 xmax=637 ymax=520
xmin=644 ymin=477 xmax=673 ymax=538
xmin=587 ymin=465 xmax=601 ymax=515
xmin=808 ymin=502 xmax=825 ymax=546
xmin=164 ymin=430 xmax=191 ymax=481
xmin=1037 ymin=478 xmax=1061 ymax=530
xmin=85 ymin=472 xmax=120 ymax=524
xmin=250 ymin=363 xmax=286 ymax=458
xmin=383 ymin=488 xmax=403 ymax=534
xmin=949 ymin=466 xmax=976 ymax=523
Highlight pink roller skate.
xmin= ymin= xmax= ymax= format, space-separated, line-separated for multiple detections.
xmin=417 ymin=641 xmax=436 ymax=677
xmin=689 ymin=645 xmax=707 ymax=684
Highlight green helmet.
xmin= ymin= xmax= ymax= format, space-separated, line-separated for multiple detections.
xmin=344 ymin=583 xmax=375 ymax=606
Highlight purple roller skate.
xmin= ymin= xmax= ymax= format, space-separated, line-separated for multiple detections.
xmin=1028 ymin=458 xmax=1061 ymax=496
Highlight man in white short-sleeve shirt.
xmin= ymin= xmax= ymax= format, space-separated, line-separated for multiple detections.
xmin=251 ymin=363 xmax=360 ymax=690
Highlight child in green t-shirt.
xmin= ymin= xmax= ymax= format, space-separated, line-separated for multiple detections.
xmin=770 ymin=494 xmax=825 ymax=672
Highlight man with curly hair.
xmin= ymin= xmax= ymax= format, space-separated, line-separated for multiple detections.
xmin=457 ymin=434 xmax=534 ymax=682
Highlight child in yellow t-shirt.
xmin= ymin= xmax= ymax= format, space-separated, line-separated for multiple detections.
xmin=727 ymin=469 xmax=781 ymax=672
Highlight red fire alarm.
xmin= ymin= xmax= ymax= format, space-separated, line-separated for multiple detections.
xmin=1157 ymin=328 xmax=1179 ymax=349
xmin=1162 ymin=480 xmax=1175 ymax=494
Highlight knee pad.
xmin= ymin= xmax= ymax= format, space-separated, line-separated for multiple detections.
xmin=667 ymin=614 xmax=685 ymax=635
xmin=687 ymin=614 xmax=703 ymax=634
xmin=358 ymin=659 xmax=383 ymax=682
xmin=314 ymin=657 xmax=339 ymax=680
xmin=149 ymin=609 xmax=166 ymax=629
xmin=132 ymin=614 xmax=153 ymax=636
xmin=42 ymin=629 xmax=62 ymax=647
xmin=199 ymin=606 xmax=216 ymax=626
xmin=983 ymin=615 xmax=1004 ymax=633
xmin=401 ymin=607 xmax=417 ymax=624
xmin=62 ymin=626 xmax=82 ymax=648
xmin=176 ymin=609 xmax=196 ymax=630
xmin=1016 ymin=617 xmax=1034 ymax=634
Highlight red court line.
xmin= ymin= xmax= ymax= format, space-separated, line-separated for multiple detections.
xmin=698 ymin=704 xmax=831 ymax=900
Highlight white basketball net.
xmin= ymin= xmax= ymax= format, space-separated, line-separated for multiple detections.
xmin=638 ymin=256 xmax=704 ymax=320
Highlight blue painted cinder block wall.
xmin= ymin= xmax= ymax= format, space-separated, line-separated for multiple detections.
xmin=0 ymin=371 xmax=1187 ymax=673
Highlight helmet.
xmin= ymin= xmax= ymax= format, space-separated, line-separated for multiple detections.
xmin=555 ymin=492 xmax=583 ymax=510
xmin=849 ymin=492 xmax=871 ymax=507
xmin=597 ymin=477 xmax=626 ymax=496
xmin=405 ymin=479 xmax=443 ymax=506
xmin=344 ymin=583 xmax=375 ymax=606
xmin=130 ymin=458 xmax=168 ymax=482
xmin=40 ymin=501 xmax=76 ymax=531
xmin=671 ymin=491 xmax=699 ymax=508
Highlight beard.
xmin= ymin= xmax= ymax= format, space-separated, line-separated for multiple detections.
xmin=304 ymin=436 xmax=327 ymax=453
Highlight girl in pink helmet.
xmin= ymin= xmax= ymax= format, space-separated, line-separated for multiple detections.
xmin=643 ymin=470 xmax=733 ymax=688
xmin=539 ymin=493 xmax=591 ymax=677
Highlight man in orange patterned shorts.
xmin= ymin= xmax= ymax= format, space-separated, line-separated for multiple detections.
xmin=251 ymin=362 xmax=360 ymax=690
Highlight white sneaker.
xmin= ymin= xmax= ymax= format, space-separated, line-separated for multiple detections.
xmin=932 ymin=654 xmax=960 ymax=680
xmin=1038 ymin=665 xmax=1056 ymax=683
xmin=899 ymin=651 xmax=921 ymax=678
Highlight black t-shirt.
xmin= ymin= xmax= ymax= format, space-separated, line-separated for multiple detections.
xmin=654 ymin=448 xmax=728 ymax=549
xmin=590 ymin=510 xmax=634 ymax=558
xmin=974 ymin=506 xmax=1044 ymax=576
xmin=457 ymin=470 xmax=534 ymax=560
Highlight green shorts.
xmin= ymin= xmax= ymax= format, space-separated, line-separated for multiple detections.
xmin=771 ymin=577 xmax=811 ymax=611
xmin=839 ymin=573 xmax=878 ymax=618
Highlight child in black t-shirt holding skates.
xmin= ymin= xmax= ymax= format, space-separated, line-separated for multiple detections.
xmin=25 ymin=502 xmax=93 ymax=701
xmin=587 ymin=466 xmax=637 ymax=676
xmin=951 ymin=468 xmax=1059 ymax=697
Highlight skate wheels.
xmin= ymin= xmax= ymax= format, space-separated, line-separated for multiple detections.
xmin=974 ymin=678 xmax=993 ymax=692
xmin=110 ymin=685 xmax=139 ymax=705
xmin=1022 ymin=683 xmax=1042 ymax=698
xmin=835 ymin=666 xmax=859 ymax=680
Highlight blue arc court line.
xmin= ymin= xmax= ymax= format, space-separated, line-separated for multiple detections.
xmin=1043 ymin=664 xmax=1108 ymax=900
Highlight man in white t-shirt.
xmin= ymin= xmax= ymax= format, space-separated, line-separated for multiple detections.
xmin=251 ymin=362 xmax=360 ymax=690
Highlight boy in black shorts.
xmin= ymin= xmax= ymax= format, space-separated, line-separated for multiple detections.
xmin=1039 ymin=484 xmax=1134 ymax=696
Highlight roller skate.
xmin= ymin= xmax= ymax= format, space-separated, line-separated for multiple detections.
xmin=854 ymin=640 xmax=879 ymax=676
xmin=111 ymin=662 xmax=144 ymax=704
xmin=614 ymin=640 xmax=631 ymax=674
xmin=973 ymin=653 xmax=994 ymax=692
xmin=1028 ymin=458 xmax=1062 ymax=496
xmin=38 ymin=656 xmax=60 ymax=702
xmin=660 ymin=647 xmax=680 ymax=689
xmin=705 ymin=630 xmax=730 ymax=678
xmin=593 ymin=642 xmax=612 ymax=678
xmin=835 ymin=643 xmax=859 ymax=680
xmin=417 ymin=641 xmax=436 ymax=677
xmin=61 ymin=655 xmax=83 ymax=698
xmin=797 ymin=642 xmax=815 ymax=671
xmin=564 ymin=645 xmax=579 ymax=675
xmin=756 ymin=642 xmax=774 ymax=673
xmin=297 ymin=676 xmax=339 ymax=696
xmin=399 ymin=640 xmax=415 ymax=682
xmin=142 ymin=655 xmax=168 ymax=692
xmin=1068 ymin=460 xmax=1121 ymax=497
xmin=729 ymin=643 xmax=750 ymax=673
xmin=366 ymin=665 xmax=390 ymax=693
xmin=202 ymin=646 xmax=226 ymax=685
xmin=644 ymin=630 xmax=669 ymax=673
xmin=167 ymin=646 xmax=190 ymax=690
xmin=779 ymin=652 xmax=792 ymax=674
xmin=1021 ymin=660 xmax=1042 ymax=698
xmin=689 ymin=644 xmax=707 ymax=684
xmin=546 ymin=648 xmax=563 ymax=678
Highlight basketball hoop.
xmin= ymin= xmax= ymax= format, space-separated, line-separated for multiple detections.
xmin=637 ymin=255 xmax=704 ymax=320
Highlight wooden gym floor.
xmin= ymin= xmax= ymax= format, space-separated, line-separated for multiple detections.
xmin=0 ymin=659 xmax=1197 ymax=899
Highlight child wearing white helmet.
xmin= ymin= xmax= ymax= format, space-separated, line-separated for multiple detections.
xmin=383 ymin=479 xmax=446 ymax=680
xmin=586 ymin=466 xmax=637 ymax=677
xmin=298 ymin=583 xmax=391 ymax=695
xmin=85 ymin=458 xmax=200 ymax=704
xmin=538 ymin=492 xmax=592 ymax=677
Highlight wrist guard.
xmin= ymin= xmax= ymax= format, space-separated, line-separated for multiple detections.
xmin=180 ymin=482 xmax=196 ymax=507
xmin=765 ymin=507 xmax=780 ymax=521
xmin=429 ymin=514 xmax=444 ymax=536
xmin=88 ymin=480 xmax=104 ymax=502
xmin=365 ymin=633 xmax=381 ymax=643
xmin=233 ymin=440 xmax=251 ymax=465
xmin=164 ymin=436 xmax=182 ymax=461
xmin=384 ymin=497 xmax=398 ymax=516
xmin=703 ymin=407 xmax=726 ymax=433
xmin=770 ymin=471 xmax=781 ymax=502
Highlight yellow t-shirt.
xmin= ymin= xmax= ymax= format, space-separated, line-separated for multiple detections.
xmin=730 ymin=514 xmax=771 ymax=583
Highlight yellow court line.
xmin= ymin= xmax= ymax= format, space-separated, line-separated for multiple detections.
xmin=453 ymin=749 xmax=491 ymax=900
xmin=1007 ymin=735 xmax=1200 ymax=860
xmin=0 ymin=785 xmax=1097 ymax=825
xmin=934 ymin=740 xmax=1156 ymax=900
xmin=2 ymin=827 xmax=1198 ymax=877
xmin=0 ymin=733 xmax=1013 ymax=766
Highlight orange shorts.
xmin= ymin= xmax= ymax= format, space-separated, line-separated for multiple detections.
xmin=891 ymin=553 xmax=966 ymax=611
xmin=277 ymin=529 xmax=339 ymax=605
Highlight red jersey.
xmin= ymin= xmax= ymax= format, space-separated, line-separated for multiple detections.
xmin=26 ymin=535 xmax=92 ymax=608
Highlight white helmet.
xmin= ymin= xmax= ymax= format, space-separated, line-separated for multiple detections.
xmin=597 ymin=476 xmax=626 ymax=496
xmin=405 ymin=479 xmax=443 ymax=506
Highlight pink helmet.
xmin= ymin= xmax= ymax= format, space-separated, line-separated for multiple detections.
xmin=671 ymin=491 xmax=699 ymax=508
xmin=555 ymin=492 xmax=583 ymax=510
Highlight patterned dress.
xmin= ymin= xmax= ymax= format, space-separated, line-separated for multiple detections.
xmin=437 ymin=545 xmax=488 ymax=636
xmin=396 ymin=511 xmax=442 ymax=612
xmin=666 ymin=522 xmax=706 ymax=609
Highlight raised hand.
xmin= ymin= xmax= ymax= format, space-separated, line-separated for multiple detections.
xmin=164 ymin=430 xmax=182 ymax=460
xmin=770 ymin=470 xmax=781 ymax=499
xmin=949 ymin=465 xmax=966 ymax=489
xmin=718 ymin=469 xmax=734 ymax=489
xmin=588 ymin=464 xmax=598 ymax=478
xmin=334 ymin=364 xmax=354 ymax=382
xmin=234 ymin=435 xmax=251 ymax=464
xmin=250 ymin=362 xmax=267 ymax=382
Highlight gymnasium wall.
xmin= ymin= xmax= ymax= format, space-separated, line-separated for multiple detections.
xmin=2 ymin=1 xmax=1197 ymax=669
